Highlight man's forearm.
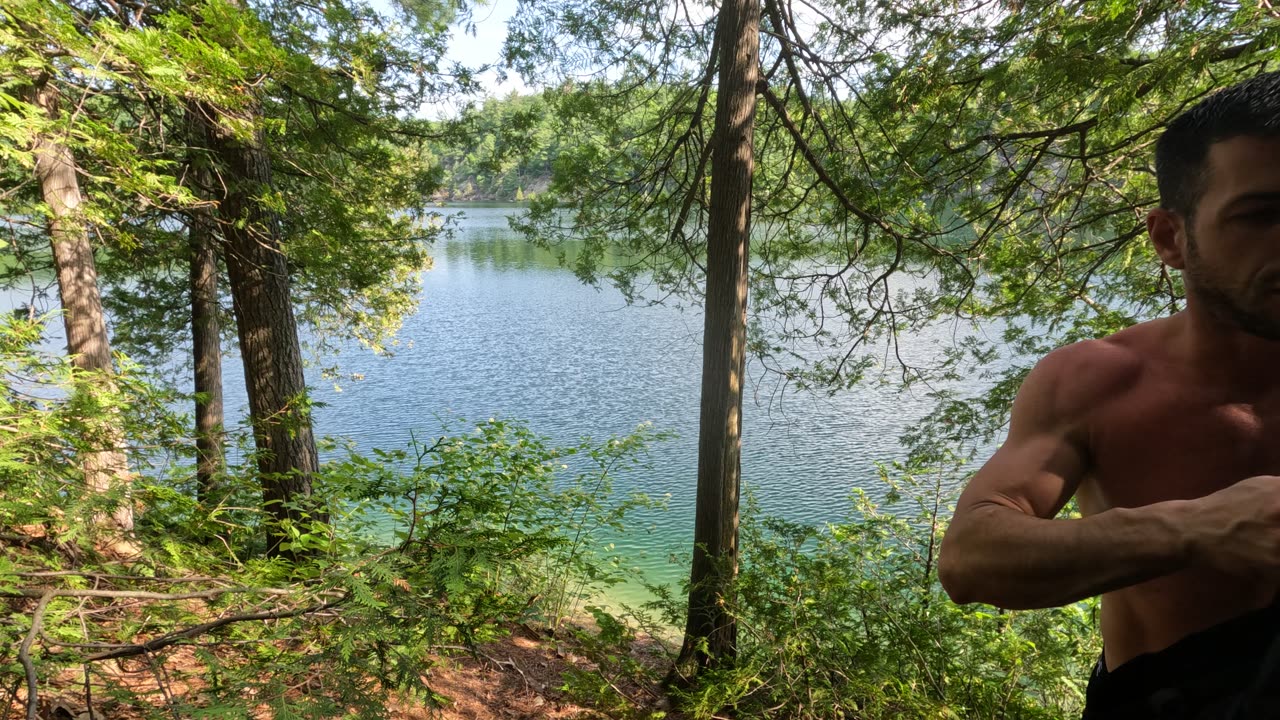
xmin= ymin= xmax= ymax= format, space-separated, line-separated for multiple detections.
xmin=938 ymin=500 xmax=1194 ymax=609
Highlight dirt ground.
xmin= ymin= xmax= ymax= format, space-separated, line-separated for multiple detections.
xmin=7 ymin=622 xmax=679 ymax=720
xmin=396 ymin=624 xmax=618 ymax=720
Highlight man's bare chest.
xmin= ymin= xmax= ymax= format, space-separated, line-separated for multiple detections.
xmin=1089 ymin=382 xmax=1280 ymax=508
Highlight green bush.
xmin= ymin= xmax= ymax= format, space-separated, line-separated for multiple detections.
xmin=651 ymin=486 xmax=1099 ymax=720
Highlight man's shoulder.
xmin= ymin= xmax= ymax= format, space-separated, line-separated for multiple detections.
xmin=1027 ymin=326 xmax=1156 ymax=417
xmin=1037 ymin=335 xmax=1144 ymax=383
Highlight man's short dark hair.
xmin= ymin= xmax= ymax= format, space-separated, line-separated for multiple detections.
xmin=1155 ymin=70 xmax=1280 ymax=218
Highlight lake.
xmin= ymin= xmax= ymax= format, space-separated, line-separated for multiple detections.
xmin=4 ymin=205 xmax=1000 ymax=606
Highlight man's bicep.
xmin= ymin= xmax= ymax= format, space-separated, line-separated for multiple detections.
xmin=956 ymin=432 xmax=1088 ymax=520
xmin=955 ymin=355 xmax=1092 ymax=520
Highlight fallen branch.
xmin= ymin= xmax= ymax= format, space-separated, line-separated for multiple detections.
xmin=496 ymin=655 xmax=531 ymax=693
xmin=19 ymin=590 xmax=54 ymax=720
xmin=84 ymin=599 xmax=344 ymax=662
xmin=14 ymin=572 xmax=233 ymax=585
xmin=2 ymin=587 xmax=295 ymax=602
xmin=597 ymin=669 xmax=649 ymax=705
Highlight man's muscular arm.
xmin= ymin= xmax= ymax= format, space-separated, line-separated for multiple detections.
xmin=938 ymin=342 xmax=1195 ymax=610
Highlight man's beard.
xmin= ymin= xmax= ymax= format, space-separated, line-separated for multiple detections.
xmin=1184 ymin=234 xmax=1280 ymax=341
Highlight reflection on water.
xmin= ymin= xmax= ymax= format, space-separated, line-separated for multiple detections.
xmin=442 ymin=227 xmax=554 ymax=272
xmin=439 ymin=207 xmax=630 ymax=274
xmin=2 ymin=205 xmax=1000 ymax=603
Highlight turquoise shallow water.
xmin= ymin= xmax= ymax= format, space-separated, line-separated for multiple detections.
xmin=3 ymin=205 xmax=999 ymax=608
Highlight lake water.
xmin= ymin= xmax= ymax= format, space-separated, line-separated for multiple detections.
xmin=4 ymin=205 xmax=1000 ymax=606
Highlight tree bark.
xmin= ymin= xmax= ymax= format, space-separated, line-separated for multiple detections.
xmin=30 ymin=77 xmax=134 ymax=534
xmin=673 ymin=0 xmax=759 ymax=680
xmin=204 ymin=104 xmax=321 ymax=560
xmin=186 ymin=105 xmax=225 ymax=502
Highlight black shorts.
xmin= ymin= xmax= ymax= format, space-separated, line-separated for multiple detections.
xmin=1083 ymin=603 xmax=1280 ymax=719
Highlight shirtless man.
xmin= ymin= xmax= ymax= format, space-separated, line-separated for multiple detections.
xmin=938 ymin=71 xmax=1280 ymax=719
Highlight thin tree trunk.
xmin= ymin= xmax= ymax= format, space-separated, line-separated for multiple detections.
xmin=186 ymin=105 xmax=225 ymax=501
xmin=204 ymin=104 xmax=321 ymax=560
xmin=673 ymin=0 xmax=760 ymax=680
xmin=30 ymin=77 xmax=134 ymax=535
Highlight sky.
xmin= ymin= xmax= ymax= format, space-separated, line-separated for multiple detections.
xmin=367 ymin=0 xmax=528 ymax=118
xmin=447 ymin=0 xmax=524 ymax=92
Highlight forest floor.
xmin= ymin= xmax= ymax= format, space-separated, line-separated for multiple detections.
xmin=8 ymin=619 xmax=682 ymax=720
xmin=393 ymin=622 xmax=679 ymax=720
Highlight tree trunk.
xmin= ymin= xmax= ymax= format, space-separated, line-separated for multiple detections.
xmin=186 ymin=105 xmax=225 ymax=502
xmin=30 ymin=78 xmax=135 ymax=535
xmin=204 ymin=104 xmax=321 ymax=560
xmin=673 ymin=0 xmax=760 ymax=681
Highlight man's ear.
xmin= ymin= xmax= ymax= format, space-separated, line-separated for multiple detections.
xmin=1148 ymin=208 xmax=1187 ymax=269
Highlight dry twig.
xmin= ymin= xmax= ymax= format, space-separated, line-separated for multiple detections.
xmin=19 ymin=590 xmax=54 ymax=720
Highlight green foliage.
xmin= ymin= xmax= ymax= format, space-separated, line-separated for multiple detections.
xmin=502 ymin=0 xmax=1279 ymax=398
xmin=547 ymin=467 xmax=1099 ymax=720
xmin=557 ymin=604 xmax=673 ymax=720
xmin=431 ymin=92 xmax=560 ymax=201
xmin=486 ymin=13 xmax=1277 ymax=712
xmin=612 ymin=487 xmax=1098 ymax=719
xmin=0 ymin=323 xmax=665 ymax=717
xmin=0 ymin=314 xmax=187 ymax=539
xmin=6 ymin=0 xmax=1269 ymax=717
xmin=325 ymin=418 xmax=667 ymax=631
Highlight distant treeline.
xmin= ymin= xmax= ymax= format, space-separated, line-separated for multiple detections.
xmin=432 ymin=92 xmax=558 ymax=202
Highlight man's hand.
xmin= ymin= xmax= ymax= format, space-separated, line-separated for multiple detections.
xmin=1187 ymin=476 xmax=1280 ymax=577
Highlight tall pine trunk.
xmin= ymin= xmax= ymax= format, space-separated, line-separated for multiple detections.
xmin=30 ymin=77 xmax=134 ymax=535
xmin=674 ymin=0 xmax=760 ymax=679
xmin=186 ymin=105 xmax=225 ymax=501
xmin=205 ymin=104 xmax=321 ymax=560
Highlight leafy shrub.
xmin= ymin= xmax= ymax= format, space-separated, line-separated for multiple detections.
xmin=651 ymin=485 xmax=1100 ymax=720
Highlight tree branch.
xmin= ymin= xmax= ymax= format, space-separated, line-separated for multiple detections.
xmin=757 ymin=82 xmax=898 ymax=238
xmin=19 ymin=590 xmax=53 ymax=720
xmin=83 ymin=599 xmax=344 ymax=662
xmin=1 ymin=587 xmax=296 ymax=601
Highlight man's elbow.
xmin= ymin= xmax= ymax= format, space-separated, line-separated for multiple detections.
xmin=937 ymin=534 xmax=979 ymax=605
xmin=938 ymin=559 xmax=978 ymax=605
